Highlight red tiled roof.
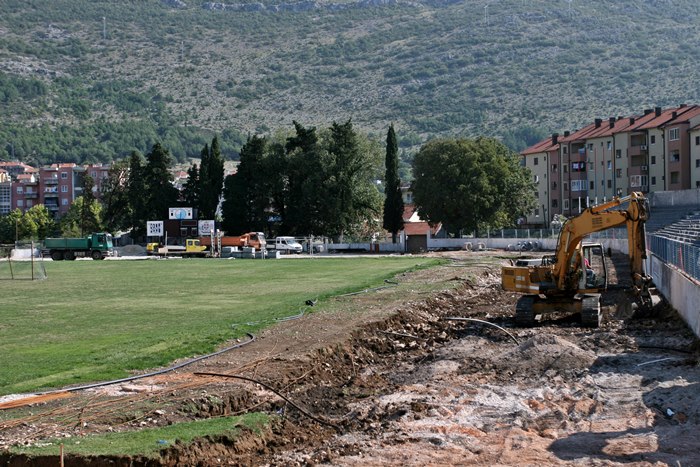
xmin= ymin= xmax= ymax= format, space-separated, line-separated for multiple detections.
xmin=403 ymin=204 xmax=417 ymax=221
xmin=403 ymin=221 xmax=441 ymax=237
xmin=521 ymin=138 xmax=559 ymax=156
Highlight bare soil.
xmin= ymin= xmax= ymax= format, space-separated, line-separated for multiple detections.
xmin=1 ymin=251 xmax=699 ymax=466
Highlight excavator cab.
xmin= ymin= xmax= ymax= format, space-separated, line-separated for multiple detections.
xmin=579 ymin=243 xmax=608 ymax=291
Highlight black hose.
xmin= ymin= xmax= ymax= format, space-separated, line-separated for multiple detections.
xmin=34 ymin=333 xmax=257 ymax=395
xmin=194 ymin=372 xmax=341 ymax=431
xmin=443 ymin=317 xmax=519 ymax=345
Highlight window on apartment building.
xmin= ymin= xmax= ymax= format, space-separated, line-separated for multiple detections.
xmin=563 ymin=164 xmax=568 ymax=173
xmin=589 ymin=181 xmax=594 ymax=190
xmin=533 ymin=175 xmax=539 ymax=183
xmin=669 ymin=128 xmax=680 ymax=141
xmin=600 ymin=160 xmax=604 ymax=166
xmin=697 ymin=181 xmax=700 ymax=188
xmin=607 ymin=141 xmax=612 ymax=150
xmin=670 ymin=151 xmax=680 ymax=162
xmin=651 ymin=176 xmax=656 ymax=186
xmin=696 ymin=159 xmax=700 ymax=168
xmin=534 ymin=191 xmax=539 ymax=199
xmin=552 ymin=199 xmax=558 ymax=208
xmin=551 ymin=181 xmax=557 ymax=190
xmin=533 ymin=157 xmax=538 ymax=165
xmin=651 ymin=155 xmax=656 ymax=165
xmin=630 ymin=175 xmax=648 ymax=188
xmin=601 ymin=180 xmax=605 ymax=187
xmin=607 ymin=180 xmax=612 ymax=188
xmin=533 ymin=207 xmax=540 ymax=217
xmin=571 ymin=180 xmax=587 ymax=192
xmin=16 ymin=186 xmax=23 ymax=194
xmin=671 ymin=172 xmax=680 ymax=184
xmin=551 ymin=164 xmax=557 ymax=172
xmin=651 ymin=135 xmax=656 ymax=144
xmin=615 ymin=149 xmax=622 ymax=158
xmin=563 ymin=182 xmax=569 ymax=192
xmin=563 ymin=147 xmax=568 ymax=154
xmin=696 ymin=136 xmax=700 ymax=145
xmin=61 ymin=185 xmax=68 ymax=193
xmin=26 ymin=200 xmax=32 ymax=208
xmin=607 ymin=161 xmax=612 ymax=169
xmin=616 ymin=169 xmax=622 ymax=178
xmin=571 ymin=162 xmax=585 ymax=172
xmin=587 ymin=143 xmax=594 ymax=151
xmin=61 ymin=172 xmax=68 ymax=179
xmin=91 ymin=171 xmax=97 ymax=178
xmin=563 ymin=199 xmax=570 ymax=210
xmin=62 ymin=198 xmax=69 ymax=206
xmin=17 ymin=200 xmax=23 ymax=207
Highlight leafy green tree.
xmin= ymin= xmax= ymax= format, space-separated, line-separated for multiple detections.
xmin=411 ymin=137 xmax=535 ymax=234
xmin=24 ymin=205 xmax=55 ymax=239
xmin=60 ymin=197 xmax=102 ymax=237
xmin=382 ymin=124 xmax=404 ymax=243
xmin=0 ymin=209 xmax=31 ymax=244
xmin=101 ymin=159 xmax=132 ymax=232
xmin=127 ymin=151 xmax=147 ymax=236
xmin=80 ymin=174 xmax=100 ymax=235
xmin=143 ymin=143 xmax=178 ymax=223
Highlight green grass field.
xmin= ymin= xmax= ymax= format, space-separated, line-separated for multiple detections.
xmin=0 ymin=257 xmax=438 ymax=396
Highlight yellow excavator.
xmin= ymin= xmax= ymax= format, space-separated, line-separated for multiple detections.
xmin=501 ymin=192 xmax=653 ymax=327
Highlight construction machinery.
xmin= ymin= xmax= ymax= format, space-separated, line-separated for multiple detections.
xmin=501 ymin=192 xmax=652 ymax=327
xmin=146 ymin=239 xmax=209 ymax=257
xmin=44 ymin=232 xmax=114 ymax=260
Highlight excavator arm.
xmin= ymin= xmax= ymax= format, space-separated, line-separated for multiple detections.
xmin=553 ymin=192 xmax=649 ymax=292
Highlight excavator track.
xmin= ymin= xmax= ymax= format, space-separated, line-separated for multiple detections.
xmin=515 ymin=295 xmax=537 ymax=327
xmin=580 ymin=294 xmax=601 ymax=328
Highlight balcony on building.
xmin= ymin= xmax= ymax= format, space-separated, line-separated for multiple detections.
xmin=24 ymin=192 xmax=39 ymax=199
xmin=43 ymin=187 xmax=59 ymax=197
xmin=628 ymin=143 xmax=648 ymax=157
xmin=43 ymin=177 xmax=59 ymax=185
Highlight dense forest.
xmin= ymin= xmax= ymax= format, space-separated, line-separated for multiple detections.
xmin=1 ymin=0 xmax=699 ymax=165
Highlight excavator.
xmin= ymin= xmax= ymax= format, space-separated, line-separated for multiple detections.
xmin=501 ymin=192 xmax=653 ymax=327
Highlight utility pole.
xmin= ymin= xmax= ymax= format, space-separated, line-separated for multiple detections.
xmin=102 ymin=17 xmax=106 ymax=40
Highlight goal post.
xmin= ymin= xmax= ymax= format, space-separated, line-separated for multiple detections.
xmin=0 ymin=241 xmax=48 ymax=281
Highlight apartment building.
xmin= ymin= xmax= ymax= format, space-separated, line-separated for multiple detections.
xmin=0 ymin=161 xmax=112 ymax=219
xmin=521 ymin=105 xmax=700 ymax=227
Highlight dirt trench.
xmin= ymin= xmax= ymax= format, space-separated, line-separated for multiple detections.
xmin=1 ymin=251 xmax=699 ymax=466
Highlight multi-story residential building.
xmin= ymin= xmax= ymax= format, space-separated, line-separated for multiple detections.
xmin=521 ymin=104 xmax=700 ymax=227
xmin=0 ymin=170 xmax=11 ymax=215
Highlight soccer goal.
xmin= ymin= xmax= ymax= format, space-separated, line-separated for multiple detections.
xmin=0 ymin=242 xmax=48 ymax=280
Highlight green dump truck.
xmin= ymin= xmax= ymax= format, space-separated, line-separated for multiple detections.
xmin=44 ymin=232 xmax=114 ymax=261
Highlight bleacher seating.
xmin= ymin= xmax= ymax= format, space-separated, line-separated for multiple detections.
xmin=652 ymin=211 xmax=700 ymax=245
xmin=645 ymin=205 xmax=699 ymax=233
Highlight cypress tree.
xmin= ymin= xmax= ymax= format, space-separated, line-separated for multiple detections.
xmin=382 ymin=124 xmax=404 ymax=243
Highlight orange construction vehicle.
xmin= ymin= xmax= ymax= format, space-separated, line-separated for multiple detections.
xmin=199 ymin=232 xmax=267 ymax=251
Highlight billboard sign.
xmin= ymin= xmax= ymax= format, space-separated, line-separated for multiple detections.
xmin=169 ymin=207 xmax=193 ymax=220
xmin=147 ymin=221 xmax=164 ymax=237
xmin=198 ymin=220 xmax=216 ymax=236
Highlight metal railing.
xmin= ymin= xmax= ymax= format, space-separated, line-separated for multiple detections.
xmin=648 ymin=235 xmax=700 ymax=283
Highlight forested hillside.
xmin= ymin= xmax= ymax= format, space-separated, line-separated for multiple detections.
xmin=1 ymin=0 xmax=699 ymax=164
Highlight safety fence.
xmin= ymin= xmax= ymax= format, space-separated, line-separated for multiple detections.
xmin=476 ymin=227 xmax=628 ymax=240
xmin=648 ymin=235 xmax=700 ymax=283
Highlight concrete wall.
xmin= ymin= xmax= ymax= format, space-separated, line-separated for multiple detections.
xmin=649 ymin=255 xmax=700 ymax=338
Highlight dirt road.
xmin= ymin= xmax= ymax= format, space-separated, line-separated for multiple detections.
xmin=1 ymin=251 xmax=699 ymax=466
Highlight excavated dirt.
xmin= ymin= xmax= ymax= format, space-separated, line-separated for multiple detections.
xmin=1 ymin=250 xmax=699 ymax=466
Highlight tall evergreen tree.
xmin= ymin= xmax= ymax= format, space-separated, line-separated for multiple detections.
xmin=143 ymin=143 xmax=178 ymax=223
xmin=182 ymin=163 xmax=200 ymax=209
xmin=285 ymin=121 xmax=325 ymax=235
xmin=221 ymin=135 xmax=268 ymax=233
xmin=324 ymin=119 xmax=382 ymax=240
xmin=127 ymin=151 xmax=147 ymax=236
xmin=80 ymin=174 xmax=97 ymax=235
xmin=101 ymin=159 xmax=131 ymax=232
xmin=198 ymin=137 xmax=225 ymax=219
xmin=382 ymin=124 xmax=404 ymax=243
xmin=197 ymin=143 xmax=210 ymax=218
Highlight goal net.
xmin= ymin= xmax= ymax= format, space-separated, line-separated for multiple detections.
xmin=0 ymin=242 xmax=48 ymax=281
